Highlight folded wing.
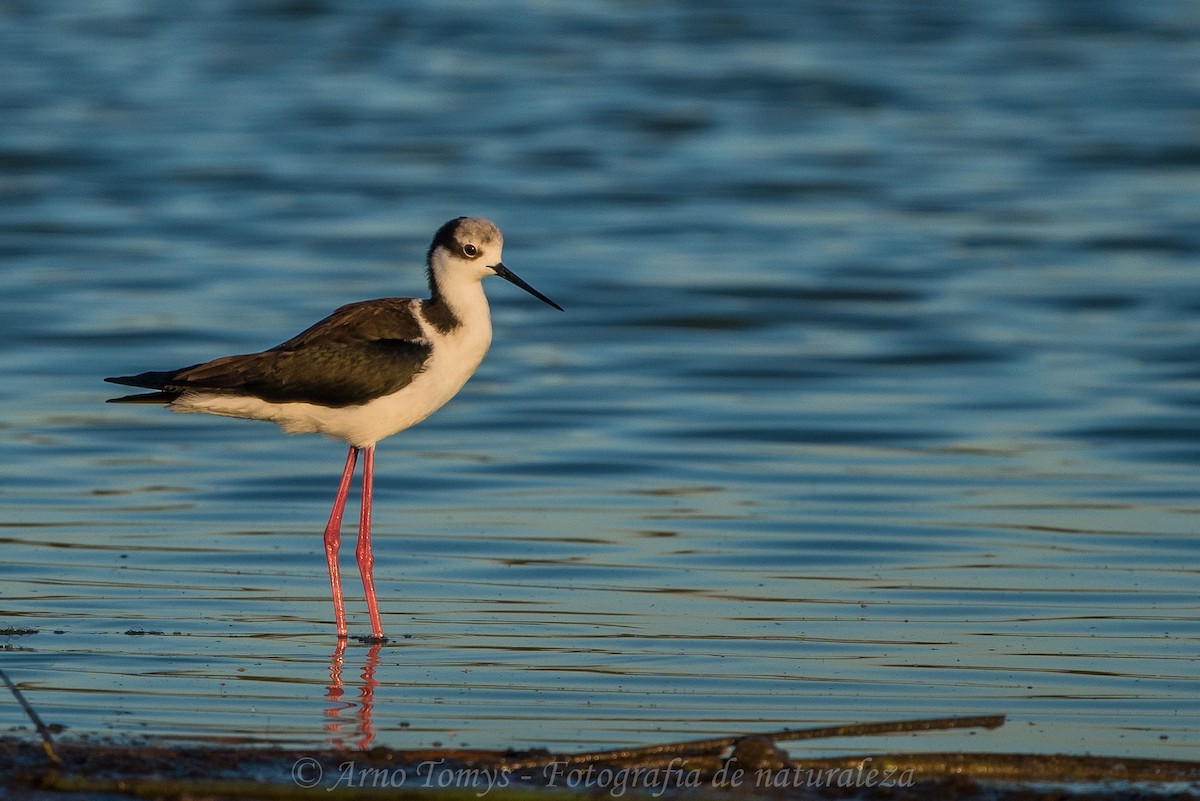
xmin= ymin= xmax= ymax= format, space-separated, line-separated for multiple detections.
xmin=106 ymin=298 xmax=433 ymax=408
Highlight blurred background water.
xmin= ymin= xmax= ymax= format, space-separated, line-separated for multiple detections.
xmin=1 ymin=0 xmax=1197 ymax=761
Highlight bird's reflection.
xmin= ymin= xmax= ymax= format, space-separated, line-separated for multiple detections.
xmin=325 ymin=638 xmax=382 ymax=750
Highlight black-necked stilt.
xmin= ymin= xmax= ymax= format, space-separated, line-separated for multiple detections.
xmin=106 ymin=217 xmax=562 ymax=641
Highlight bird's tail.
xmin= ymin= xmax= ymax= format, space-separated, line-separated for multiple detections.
xmin=104 ymin=371 xmax=185 ymax=404
xmin=105 ymin=390 xmax=182 ymax=404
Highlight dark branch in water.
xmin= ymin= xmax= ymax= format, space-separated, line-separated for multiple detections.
xmin=503 ymin=714 xmax=1006 ymax=770
xmin=0 ymin=668 xmax=60 ymax=766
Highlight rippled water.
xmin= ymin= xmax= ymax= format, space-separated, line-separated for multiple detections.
xmin=2 ymin=1 xmax=1197 ymax=761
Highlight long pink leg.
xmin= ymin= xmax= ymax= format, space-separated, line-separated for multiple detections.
xmin=356 ymin=444 xmax=385 ymax=641
xmin=324 ymin=446 xmax=359 ymax=639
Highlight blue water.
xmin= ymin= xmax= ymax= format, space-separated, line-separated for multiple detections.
xmin=1 ymin=1 xmax=1197 ymax=761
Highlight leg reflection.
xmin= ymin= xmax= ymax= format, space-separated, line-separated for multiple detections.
xmin=325 ymin=639 xmax=382 ymax=750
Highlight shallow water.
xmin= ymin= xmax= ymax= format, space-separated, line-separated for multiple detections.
xmin=1 ymin=1 xmax=1198 ymax=761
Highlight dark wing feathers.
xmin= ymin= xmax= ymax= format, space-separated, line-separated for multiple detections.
xmin=106 ymin=298 xmax=433 ymax=408
xmin=171 ymin=338 xmax=432 ymax=406
xmin=272 ymin=298 xmax=424 ymax=349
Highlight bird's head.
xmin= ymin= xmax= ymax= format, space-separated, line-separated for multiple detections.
xmin=426 ymin=217 xmax=562 ymax=311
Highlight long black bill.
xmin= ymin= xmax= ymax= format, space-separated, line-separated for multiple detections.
xmin=493 ymin=263 xmax=564 ymax=311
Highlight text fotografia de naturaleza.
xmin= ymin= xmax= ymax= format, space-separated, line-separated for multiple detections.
xmin=291 ymin=756 xmax=917 ymax=795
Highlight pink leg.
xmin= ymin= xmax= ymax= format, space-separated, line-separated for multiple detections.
xmin=356 ymin=444 xmax=386 ymax=641
xmin=324 ymin=446 xmax=359 ymax=639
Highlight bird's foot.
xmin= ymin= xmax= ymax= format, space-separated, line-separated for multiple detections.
xmin=352 ymin=634 xmax=389 ymax=645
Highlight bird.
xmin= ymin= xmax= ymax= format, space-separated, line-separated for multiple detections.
xmin=106 ymin=217 xmax=562 ymax=642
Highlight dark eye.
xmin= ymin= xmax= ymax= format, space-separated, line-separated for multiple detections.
xmin=462 ymin=243 xmax=479 ymax=258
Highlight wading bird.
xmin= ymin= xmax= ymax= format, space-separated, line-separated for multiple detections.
xmin=107 ymin=217 xmax=562 ymax=641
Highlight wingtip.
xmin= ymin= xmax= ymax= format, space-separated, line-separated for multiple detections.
xmin=104 ymin=374 xmax=145 ymax=387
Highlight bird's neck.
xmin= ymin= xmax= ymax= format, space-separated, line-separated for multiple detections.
xmin=423 ymin=275 xmax=491 ymax=336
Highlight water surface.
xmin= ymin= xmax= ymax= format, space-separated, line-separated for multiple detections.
xmin=1 ymin=1 xmax=1197 ymax=760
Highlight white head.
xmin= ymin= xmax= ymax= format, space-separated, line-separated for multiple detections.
xmin=426 ymin=217 xmax=562 ymax=310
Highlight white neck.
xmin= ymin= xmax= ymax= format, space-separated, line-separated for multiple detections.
xmin=427 ymin=248 xmax=500 ymax=329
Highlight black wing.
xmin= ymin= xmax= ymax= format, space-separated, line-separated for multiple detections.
xmin=106 ymin=298 xmax=433 ymax=408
